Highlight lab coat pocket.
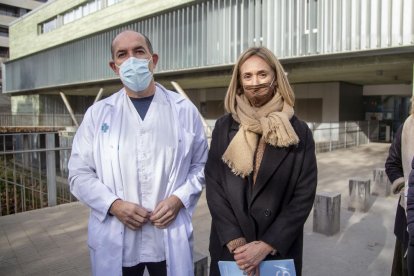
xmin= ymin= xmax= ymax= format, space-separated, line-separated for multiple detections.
xmin=87 ymin=211 xmax=106 ymax=249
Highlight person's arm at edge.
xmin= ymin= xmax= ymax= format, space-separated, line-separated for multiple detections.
xmin=171 ymin=103 xmax=209 ymax=216
xmin=385 ymin=125 xmax=405 ymax=194
xmin=407 ymin=158 xmax=414 ymax=241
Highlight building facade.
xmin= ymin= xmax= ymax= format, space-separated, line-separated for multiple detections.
xmin=0 ymin=0 xmax=47 ymax=112
xmin=2 ymin=0 xmax=414 ymax=139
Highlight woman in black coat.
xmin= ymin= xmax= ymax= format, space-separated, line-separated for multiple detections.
xmin=385 ymin=125 xmax=409 ymax=276
xmin=407 ymin=159 xmax=414 ymax=276
xmin=205 ymin=47 xmax=317 ymax=276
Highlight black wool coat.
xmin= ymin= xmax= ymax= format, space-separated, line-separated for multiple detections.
xmin=385 ymin=125 xmax=409 ymax=249
xmin=205 ymin=114 xmax=317 ymax=276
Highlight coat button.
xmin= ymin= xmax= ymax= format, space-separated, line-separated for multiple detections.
xmin=264 ymin=209 xmax=271 ymax=217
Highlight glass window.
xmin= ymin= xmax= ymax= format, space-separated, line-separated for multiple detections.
xmin=304 ymin=0 xmax=318 ymax=34
xmin=0 ymin=4 xmax=19 ymax=17
xmin=63 ymin=10 xmax=74 ymax=24
xmin=0 ymin=27 xmax=9 ymax=37
xmin=41 ymin=0 xmax=121 ymax=32
xmin=0 ymin=47 xmax=9 ymax=57
xmin=88 ymin=0 xmax=99 ymax=13
xmin=108 ymin=0 xmax=123 ymax=6
xmin=41 ymin=17 xmax=58 ymax=33
xmin=74 ymin=6 xmax=82 ymax=20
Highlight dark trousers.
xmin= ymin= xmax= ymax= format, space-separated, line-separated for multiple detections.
xmin=408 ymin=244 xmax=414 ymax=276
xmin=391 ymin=239 xmax=408 ymax=276
xmin=123 ymin=261 xmax=167 ymax=276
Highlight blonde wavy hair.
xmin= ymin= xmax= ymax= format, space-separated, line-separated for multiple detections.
xmin=224 ymin=47 xmax=295 ymax=113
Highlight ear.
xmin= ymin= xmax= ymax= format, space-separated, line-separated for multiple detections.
xmin=109 ymin=61 xmax=119 ymax=75
xmin=151 ymin=54 xmax=159 ymax=68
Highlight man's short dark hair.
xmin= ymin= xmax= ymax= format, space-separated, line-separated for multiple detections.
xmin=143 ymin=34 xmax=153 ymax=55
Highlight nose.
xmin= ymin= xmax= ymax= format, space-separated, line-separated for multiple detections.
xmin=126 ymin=50 xmax=135 ymax=59
xmin=251 ymin=75 xmax=260 ymax=85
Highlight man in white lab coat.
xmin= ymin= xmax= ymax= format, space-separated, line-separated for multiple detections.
xmin=68 ymin=30 xmax=208 ymax=276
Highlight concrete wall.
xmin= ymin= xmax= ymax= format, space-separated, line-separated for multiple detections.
xmin=293 ymin=82 xmax=340 ymax=122
xmin=186 ymin=87 xmax=227 ymax=119
xmin=363 ymin=84 xmax=413 ymax=96
xmin=0 ymin=14 xmax=17 ymax=27
xmin=9 ymin=0 xmax=194 ymax=59
xmin=2 ymin=0 xmax=42 ymax=10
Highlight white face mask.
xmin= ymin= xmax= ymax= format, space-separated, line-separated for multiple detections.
xmin=116 ymin=57 xmax=153 ymax=93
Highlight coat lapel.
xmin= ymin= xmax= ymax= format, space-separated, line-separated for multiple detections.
xmin=108 ymin=90 xmax=125 ymax=195
xmin=228 ymin=117 xmax=239 ymax=141
xmin=226 ymin=119 xmax=257 ymax=240
xmin=250 ymin=144 xmax=292 ymax=206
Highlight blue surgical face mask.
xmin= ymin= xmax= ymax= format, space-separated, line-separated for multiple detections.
xmin=116 ymin=57 xmax=153 ymax=93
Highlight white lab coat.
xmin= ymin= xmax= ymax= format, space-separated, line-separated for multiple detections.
xmin=68 ymin=83 xmax=208 ymax=276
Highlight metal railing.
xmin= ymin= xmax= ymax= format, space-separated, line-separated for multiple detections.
xmin=205 ymin=119 xmax=381 ymax=153
xmin=309 ymin=120 xmax=380 ymax=153
xmin=0 ymin=120 xmax=383 ymax=216
xmin=0 ymin=132 xmax=76 ymax=216
xmin=0 ymin=113 xmax=84 ymax=127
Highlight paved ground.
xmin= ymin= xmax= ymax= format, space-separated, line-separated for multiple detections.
xmin=0 ymin=143 xmax=398 ymax=275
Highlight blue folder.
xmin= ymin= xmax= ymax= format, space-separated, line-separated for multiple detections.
xmin=218 ymin=259 xmax=296 ymax=276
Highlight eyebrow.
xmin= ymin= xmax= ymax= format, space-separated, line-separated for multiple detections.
xmin=115 ymin=45 xmax=147 ymax=56
xmin=242 ymin=69 xmax=270 ymax=75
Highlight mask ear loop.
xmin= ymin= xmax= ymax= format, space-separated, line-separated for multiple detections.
xmin=269 ymin=77 xmax=277 ymax=96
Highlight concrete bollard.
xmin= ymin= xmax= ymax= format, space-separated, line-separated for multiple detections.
xmin=372 ymin=168 xmax=391 ymax=197
xmin=194 ymin=252 xmax=208 ymax=276
xmin=313 ymin=192 xmax=341 ymax=236
xmin=348 ymin=178 xmax=371 ymax=212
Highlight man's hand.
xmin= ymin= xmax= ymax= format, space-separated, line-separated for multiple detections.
xmin=234 ymin=241 xmax=274 ymax=275
xmin=150 ymin=195 xmax=184 ymax=229
xmin=109 ymin=199 xmax=150 ymax=230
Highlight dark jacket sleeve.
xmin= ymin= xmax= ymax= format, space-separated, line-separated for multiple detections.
xmin=407 ymin=159 xmax=414 ymax=240
xmin=205 ymin=117 xmax=244 ymax=246
xmin=261 ymin=122 xmax=317 ymax=255
xmin=385 ymin=125 xmax=403 ymax=184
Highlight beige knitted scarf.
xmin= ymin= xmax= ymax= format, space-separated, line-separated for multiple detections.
xmin=222 ymin=92 xmax=299 ymax=177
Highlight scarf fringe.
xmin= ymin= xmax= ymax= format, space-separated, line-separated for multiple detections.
xmin=222 ymin=155 xmax=251 ymax=178
xmin=263 ymin=123 xmax=299 ymax=148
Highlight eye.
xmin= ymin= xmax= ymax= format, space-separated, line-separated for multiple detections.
xmin=242 ymin=74 xmax=252 ymax=80
xmin=259 ymin=72 xmax=267 ymax=78
xmin=135 ymin=49 xmax=146 ymax=55
xmin=117 ymin=52 xmax=125 ymax=58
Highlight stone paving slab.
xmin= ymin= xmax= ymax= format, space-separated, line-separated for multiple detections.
xmin=0 ymin=143 xmax=396 ymax=276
